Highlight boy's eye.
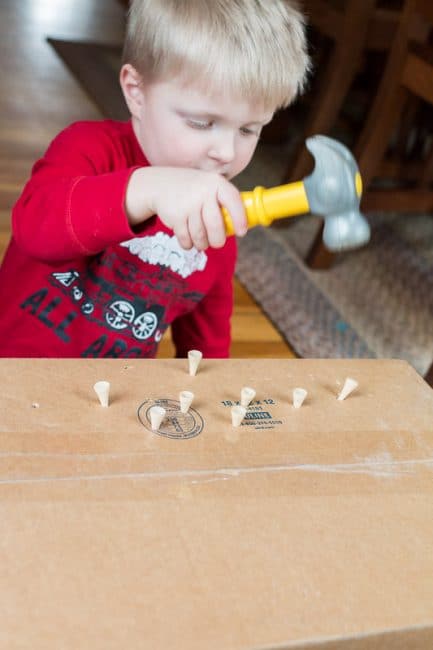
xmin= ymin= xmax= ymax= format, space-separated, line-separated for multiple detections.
xmin=240 ymin=127 xmax=259 ymax=137
xmin=187 ymin=119 xmax=213 ymax=130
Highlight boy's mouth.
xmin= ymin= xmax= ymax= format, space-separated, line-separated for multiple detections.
xmin=195 ymin=164 xmax=232 ymax=179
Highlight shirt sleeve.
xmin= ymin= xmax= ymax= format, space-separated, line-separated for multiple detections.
xmin=12 ymin=122 xmax=140 ymax=263
xmin=170 ymin=239 xmax=237 ymax=358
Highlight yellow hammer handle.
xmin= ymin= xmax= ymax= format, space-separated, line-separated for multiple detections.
xmin=222 ymin=181 xmax=309 ymax=235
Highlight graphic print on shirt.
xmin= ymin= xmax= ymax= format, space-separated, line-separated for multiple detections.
xmin=19 ymin=241 xmax=205 ymax=357
xmin=120 ymin=232 xmax=207 ymax=279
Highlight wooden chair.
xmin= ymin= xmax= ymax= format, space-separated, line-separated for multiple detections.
xmin=355 ymin=0 xmax=433 ymax=211
xmin=355 ymin=0 xmax=433 ymax=385
xmin=273 ymin=0 xmax=403 ymax=268
xmin=285 ymin=0 xmax=402 ymax=182
xmin=295 ymin=0 xmax=432 ymax=268
xmin=300 ymin=0 xmax=433 ymax=383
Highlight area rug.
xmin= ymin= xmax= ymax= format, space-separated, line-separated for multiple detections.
xmin=236 ymin=215 xmax=433 ymax=376
xmin=47 ymin=38 xmax=433 ymax=378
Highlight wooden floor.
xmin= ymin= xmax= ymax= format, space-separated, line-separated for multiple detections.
xmin=0 ymin=0 xmax=296 ymax=359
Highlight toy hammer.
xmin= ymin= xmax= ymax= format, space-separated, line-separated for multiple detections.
xmin=223 ymin=135 xmax=370 ymax=252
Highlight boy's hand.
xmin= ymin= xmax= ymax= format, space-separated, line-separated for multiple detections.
xmin=126 ymin=167 xmax=247 ymax=250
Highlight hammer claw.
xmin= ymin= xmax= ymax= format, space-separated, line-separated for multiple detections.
xmin=303 ymin=135 xmax=370 ymax=251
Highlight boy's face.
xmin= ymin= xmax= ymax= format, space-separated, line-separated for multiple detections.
xmin=125 ymin=72 xmax=274 ymax=180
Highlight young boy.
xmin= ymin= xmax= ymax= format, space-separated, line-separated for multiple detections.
xmin=0 ymin=0 xmax=309 ymax=359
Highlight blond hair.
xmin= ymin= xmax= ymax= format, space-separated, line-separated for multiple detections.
xmin=123 ymin=0 xmax=310 ymax=111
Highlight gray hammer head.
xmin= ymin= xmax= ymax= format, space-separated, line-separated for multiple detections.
xmin=303 ymin=135 xmax=370 ymax=252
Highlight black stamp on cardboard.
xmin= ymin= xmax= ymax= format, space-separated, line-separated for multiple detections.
xmin=137 ymin=398 xmax=204 ymax=439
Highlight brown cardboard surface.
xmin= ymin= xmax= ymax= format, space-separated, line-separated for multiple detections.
xmin=1 ymin=358 xmax=433 ymax=649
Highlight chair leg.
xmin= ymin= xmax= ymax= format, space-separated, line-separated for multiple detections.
xmin=420 ymin=139 xmax=433 ymax=186
xmin=355 ymin=1 xmax=413 ymax=187
xmin=305 ymin=222 xmax=335 ymax=269
xmin=356 ymin=86 xmax=409 ymax=190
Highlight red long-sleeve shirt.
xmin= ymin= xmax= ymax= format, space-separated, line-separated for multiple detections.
xmin=0 ymin=120 xmax=237 ymax=358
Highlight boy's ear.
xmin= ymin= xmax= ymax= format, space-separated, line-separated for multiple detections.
xmin=119 ymin=64 xmax=145 ymax=118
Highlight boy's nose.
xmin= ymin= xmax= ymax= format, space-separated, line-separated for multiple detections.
xmin=208 ymin=132 xmax=235 ymax=164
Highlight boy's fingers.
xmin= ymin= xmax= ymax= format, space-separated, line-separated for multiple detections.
xmin=175 ymin=220 xmax=193 ymax=250
xmin=188 ymin=212 xmax=209 ymax=251
xmin=202 ymin=202 xmax=226 ymax=249
xmin=217 ymin=182 xmax=247 ymax=237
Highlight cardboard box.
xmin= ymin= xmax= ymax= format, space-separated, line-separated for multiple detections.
xmin=1 ymin=358 xmax=433 ymax=649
